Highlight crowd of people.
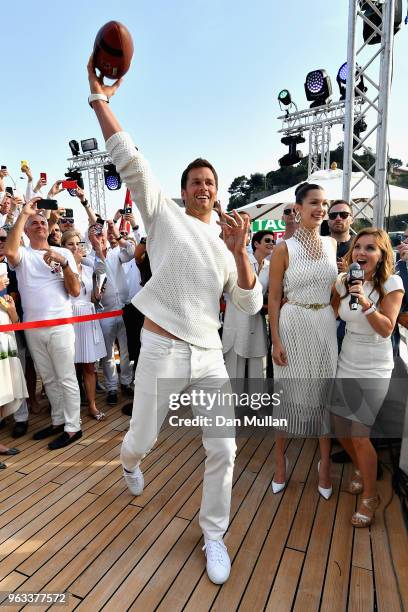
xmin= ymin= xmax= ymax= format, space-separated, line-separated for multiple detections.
xmin=0 ymin=60 xmax=407 ymax=584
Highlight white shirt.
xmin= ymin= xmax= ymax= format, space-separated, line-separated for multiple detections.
xmin=106 ymin=131 xmax=263 ymax=349
xmin=123 ymin=259 xmax=142 ymax=301
xmin=13 ymin=246 xmax=78 ymax=322
xmin=95 ymin=242 xmax=135 ymax=310
xmin=336 ymin=273 xmax=404 ymax=337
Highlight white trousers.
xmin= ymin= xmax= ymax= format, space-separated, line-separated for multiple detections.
xmin=14 ymin=336 xmax=29 ymax=422
xmin=25 ymin=325 xmax=80 ymax=432
xmin=121 ymin=329 xmax=237 ymax=541
xmin=224 ymin=349 xmax=266 ymax=380
xmin=99 ymin=315 xmax=133 ymax=392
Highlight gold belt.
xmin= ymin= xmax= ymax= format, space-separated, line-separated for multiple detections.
xmin=287 ymin=301 xmax=330 ymax=310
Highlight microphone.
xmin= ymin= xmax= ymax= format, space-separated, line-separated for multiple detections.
xmin=347 ymin=262 xmax=364 ymax=311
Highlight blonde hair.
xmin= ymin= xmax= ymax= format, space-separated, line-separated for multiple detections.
xmin=341 ymin=227 xmax=395 ymax=303
xmin=61 ymin=229 xmax=82 ymax=246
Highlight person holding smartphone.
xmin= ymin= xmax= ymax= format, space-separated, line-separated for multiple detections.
xmin=4 ymin=199 xmax=82 ymax=450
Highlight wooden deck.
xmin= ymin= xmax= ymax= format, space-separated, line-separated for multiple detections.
xmin=0 ymin=391 xmax=407 ymax=612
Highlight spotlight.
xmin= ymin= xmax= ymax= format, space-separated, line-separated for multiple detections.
xmin=69 ymin=140 xmax=80 ymax=157
xmin=360 ymin=0 xmax=403 ymax=45
xmin=336 ymin=62 xmax=367 ymax=100
xmin=64 ymin=169 xmax=84 ymax=196
xmin=278 ymin=134 xmax=305 ymax=167
xmin=304 ymin=69 xmax=332 ymax=108
xmin=80 ymin=138 xmax=98 ymax=153
xmin=353 ymin=116 xmax=367 ymax=150
xmin=104 ymin=164 xmax=122 ymax=190
xmin=278 ymin=89 xmax=292 ymax=106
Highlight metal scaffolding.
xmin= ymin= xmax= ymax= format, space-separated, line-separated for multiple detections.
xmin=66 ymin=151 xmax=112 ymax=219
xmin=342 ymin=0 xmax=397 ymax=228
xmin=277 ymin=99 xmax=364 ymax=177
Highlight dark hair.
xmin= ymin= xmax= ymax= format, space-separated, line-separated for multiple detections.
xmin=295 ymin=183 xmax=324 ymax=204
xmin=251 ymin=230 xmax=274 ymax=252
xmin=181 ymin=158 xmax=218 ymax=190
xmin=328 ymin=199 xmax=352 ymax=213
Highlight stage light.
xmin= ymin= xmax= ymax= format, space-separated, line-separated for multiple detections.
xmin=80 ymin=138 xmax=98 ymax=153
xmin=64 ymin=169 xmax=84 ymax=196
xmin=304 ymin=69 xmax=332 ymax=108
xmin=69 ymin=140 xmax=80 ymax=157
xmin=278 ymin=89 xmax=292 ymax=106
xmin=360 ymin=0 xmax=402 ymax=45
xmin=104 ymin=164 xmax=122 ymax=190
xmin=353 ymin=116 xmax=367 ymax=150
xmin=336 ymin=62 xmax=367 ymax=100
xmin=278 ymin=134 xmax=305 ymax=167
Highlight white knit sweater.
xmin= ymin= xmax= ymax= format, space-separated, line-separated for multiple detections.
xmin=106 ymin=132 xmax=263 ymax=349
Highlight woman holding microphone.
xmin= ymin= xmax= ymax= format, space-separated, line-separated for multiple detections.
xmin=331 ymin=228 xmax=404 ymax=527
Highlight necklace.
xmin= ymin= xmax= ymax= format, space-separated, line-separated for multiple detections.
xmin=293 ymin=226 xmax=323 ymax=260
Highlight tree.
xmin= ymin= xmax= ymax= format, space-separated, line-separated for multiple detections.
xmin=227 ymin=175 xmax=250 ymax=211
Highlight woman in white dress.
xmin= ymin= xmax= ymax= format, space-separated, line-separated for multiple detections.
xmin=61 ymin=230 xmax=106 ymax=421
xmin=331 ymin=228 xmax=404 ymax=527
xmin=268 ymin=184 xmax=338 ymax=498
xmin=0 ymin=293 xmax=27 ymax=466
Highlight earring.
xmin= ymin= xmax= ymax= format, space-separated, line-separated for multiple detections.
xmin=295 ymin=211 xmax=301 ymax=224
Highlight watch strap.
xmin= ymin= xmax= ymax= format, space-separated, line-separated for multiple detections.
xmin=88 ymin=93 xmax=109 ymax=107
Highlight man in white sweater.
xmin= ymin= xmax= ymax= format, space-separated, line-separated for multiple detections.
xmin=87 ymin=58 xmax=263 ymax=585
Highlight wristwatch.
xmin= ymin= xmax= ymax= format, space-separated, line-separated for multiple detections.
xmin=88 ymin=93 xmax=109 ymax=107
xmin=81 ymin=199 xmax=89 ymax=207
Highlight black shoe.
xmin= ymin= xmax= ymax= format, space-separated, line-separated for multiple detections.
xmin=0 ymin=447 xmax=20 ymax=456
xmin=121 ymin=384 xmax=134 ymax=398
xmin=33 ymin=424 xmax=64 ymax=440
xmin=48 ymin=430 xmax=82 ymax=450
xmin=331 ymin=449 xmax=352 ymax=464
xmin=121 ymin=403 xmax=133 ymax=416
xmin=106 ymin=392 xmax=118 ymax=405
xmin=12 ymin=421 xmax=28 ymax=438
xmin=0 ymin=462 xmax=6 ymax=469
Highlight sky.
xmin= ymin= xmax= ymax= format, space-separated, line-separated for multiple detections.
xmin=1 ymin=0 xmax=407 ymax=231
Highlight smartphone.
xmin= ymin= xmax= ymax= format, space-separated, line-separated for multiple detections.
xmin=62 ymin=208 xmax=74 ymax=218
xmin=95 ymin=220 xmax=105 ymax=235
xmin=21 ymin=160 xmax=29 ymax=170
xmin=62 ymin=180 xmax=78 ymax=190
xmin=40 ymin=172 xmax=47 ymax=183
xmin=124 ymin=206 xmax=132 ymax=214
xmin=5 ymin=186 xmax=13 ymax=196
xmin=37 ymin=199 xmax=58 ymax=210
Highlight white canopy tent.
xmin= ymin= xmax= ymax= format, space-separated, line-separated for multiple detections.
xmin=236 ymin=168 xmax=408 ymax=221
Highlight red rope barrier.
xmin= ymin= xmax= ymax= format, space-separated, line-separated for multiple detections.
xmin=0 ymin=309 xmax=124 ymax=332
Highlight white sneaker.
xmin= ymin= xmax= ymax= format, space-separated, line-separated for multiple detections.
xmin=203 ymin=539 xmax=231 ymax=584
xmin=123 ymin=466 xmax=144 ymax=496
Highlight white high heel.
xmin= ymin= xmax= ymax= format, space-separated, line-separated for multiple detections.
xmin=272 ymin=456 xmax=289 ymax=494
xmin=317 ymin=460 xmax=333 ymax=500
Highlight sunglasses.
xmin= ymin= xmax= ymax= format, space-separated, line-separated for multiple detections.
xmin=60 ymin=218 xmax=75 ymax=225
xmin=328 ymin=211 xmax=351 ymax=220
xmin=283 ymin=208 xmax=295 ymax=215
xmin=263 ymin=237 xmax=275 ymax=244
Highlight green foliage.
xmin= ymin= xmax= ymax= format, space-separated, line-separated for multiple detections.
xmin=228 ymin=143 xmax=407 ymax=209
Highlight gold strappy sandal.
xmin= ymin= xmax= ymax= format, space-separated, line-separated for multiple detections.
xmin=346 ymin=468 xmax=363 ymax=495
xmin=351 ymin=495 xmax=380 ymax=528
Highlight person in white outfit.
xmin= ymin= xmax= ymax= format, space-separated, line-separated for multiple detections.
xmin=86 ymin=57 xmax=263 ymax=585
xmin=223 ymin=229 xmax=273 ymax=383
xmin=93 ymin=221 xmax=135 ymax=405
xmin=61 ymin=229 xmax=107 ymax=421
xmin=4 ymin=201 xmax=82 ymax=450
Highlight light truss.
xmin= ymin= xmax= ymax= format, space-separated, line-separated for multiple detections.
xmin=342 ymin=0 xmax=397 ymax=228
xmin=67 ymin=150 xmax=112 ymax=219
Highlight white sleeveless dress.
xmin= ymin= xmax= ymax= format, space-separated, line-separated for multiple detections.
xmin=274 ymin=234 xmax=338 ymax=435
